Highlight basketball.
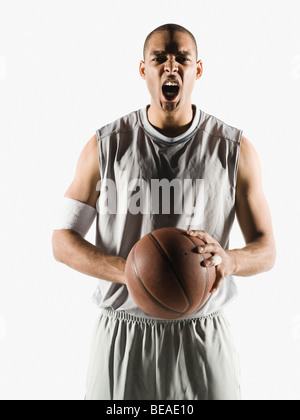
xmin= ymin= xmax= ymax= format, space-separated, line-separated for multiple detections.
xmin=125 ymin=227 xmax=216 ymax=319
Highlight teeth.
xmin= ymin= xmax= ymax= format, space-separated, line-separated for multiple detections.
xmin=164 ymin=82 xmax=179 ymax=87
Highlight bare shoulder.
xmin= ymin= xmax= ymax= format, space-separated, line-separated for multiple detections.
xmin=239 ymin=136 xmax=260 ymax=167
xmin=237 ymin=135 xmax=262 ymax=190
xmin=72 ymin=133 xmax=100 ymax=184
xmin=64 ymin=133 xmax=100 ymax=207
xmin=235 ymin=137 xmax=275 ymax=248
xmin=78 ymin=133 xmax=99 ymax=168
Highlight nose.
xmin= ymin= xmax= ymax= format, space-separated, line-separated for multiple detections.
xmin=164 ymin=57 xmax=178 ymax=74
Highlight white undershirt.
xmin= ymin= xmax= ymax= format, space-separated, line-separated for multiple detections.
xmin=140 ymin=105 xmax=201 ymax=144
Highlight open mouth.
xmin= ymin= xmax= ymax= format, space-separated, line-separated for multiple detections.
xmin=162 ymin=82 xmax=180 ymax=101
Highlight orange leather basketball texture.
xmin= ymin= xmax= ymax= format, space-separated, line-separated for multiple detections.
xmin=125 ymin=227 xmax=216 ymax=319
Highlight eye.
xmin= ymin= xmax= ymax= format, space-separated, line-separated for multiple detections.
xmin=152 ymin=56 xmax=167 ymax=63
xmin=177 ymin=57 xmax=190 ymax=63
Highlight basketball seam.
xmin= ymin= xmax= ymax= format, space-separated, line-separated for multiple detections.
xmin=157 ymin=229 xmax=210 ymax=312
xmin=132 ymin=244 xmax=183 ymax=316
xmin=184 ymin=234 xmax=210 ymax=311
xmin=149 ymin=232 xmax=192 ymax=314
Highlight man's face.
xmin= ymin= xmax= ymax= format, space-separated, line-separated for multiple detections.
xmin=140 ymin=31 xmax=203 ymax=113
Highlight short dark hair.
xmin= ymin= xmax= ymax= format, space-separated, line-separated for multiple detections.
xmin=143 ymin=23 xmax=198 ymax=60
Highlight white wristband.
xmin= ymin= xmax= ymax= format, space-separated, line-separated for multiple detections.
xmin=54 ymin=197 xmax=97 ymax=238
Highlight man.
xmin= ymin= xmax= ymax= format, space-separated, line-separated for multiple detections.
xmin=52 ymin=23 xmax=276 ymax=400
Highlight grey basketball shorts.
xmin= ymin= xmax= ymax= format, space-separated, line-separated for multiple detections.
xmin=85 ymin=308 xmax=241 ymax=400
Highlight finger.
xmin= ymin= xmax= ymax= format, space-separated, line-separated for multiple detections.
xmin=212 ymin=255 xmax=223 ymax=266
xmin=187 ymin=230 xmax=213 ymax=244
xmin=202 ymin=255 xmax=222 ymax=267
xmin=196 ymin=243 xmax=220 ymax=254
xmin=187 ymin=230 xmax=206 ymax=237
xmin=210 ymin=275 xmax=224 ymax=294
xmin=202 ymin=257 xmax=217 ymax=267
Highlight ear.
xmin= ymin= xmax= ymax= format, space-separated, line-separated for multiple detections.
xmin=196 ymin=60 xmax=203 ymax=80
xmin=139 ymin=60 xmax=146 ymax=80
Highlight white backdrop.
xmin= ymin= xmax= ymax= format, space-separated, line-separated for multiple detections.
xmin=0 ymin=0 xmax=299 ymax=400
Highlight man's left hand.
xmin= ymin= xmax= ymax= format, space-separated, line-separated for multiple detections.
xmin=187 ymin=230 xmax=236 ymax=294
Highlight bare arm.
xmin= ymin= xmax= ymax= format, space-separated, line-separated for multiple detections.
xmin=52 ymin=134 xmax=126 ymax=285
xmin=228 ymin=136 xmax=276 ymax=276
xmin=188 ymin=136 xmax=276 ymax=292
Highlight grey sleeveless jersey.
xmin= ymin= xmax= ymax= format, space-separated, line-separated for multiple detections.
xmin=93 ymin=105 xmax=243 ymax=318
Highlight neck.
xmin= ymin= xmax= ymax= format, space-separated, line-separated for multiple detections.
xmin=147 ymin=101 xmax=194 ymax=138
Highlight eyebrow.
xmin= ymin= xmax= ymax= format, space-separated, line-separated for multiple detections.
xmin=150 ymin=50 xmax=192 ymax=57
